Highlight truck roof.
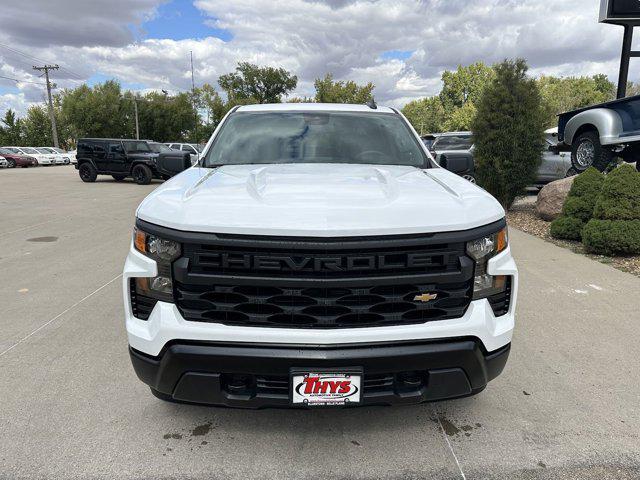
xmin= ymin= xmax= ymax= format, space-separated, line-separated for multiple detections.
xmin=235 ymin=103 xmax=397 ymax=114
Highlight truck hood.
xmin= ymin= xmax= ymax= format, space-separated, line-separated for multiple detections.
xmin=136 ymin=164 xmax=504 ymax=237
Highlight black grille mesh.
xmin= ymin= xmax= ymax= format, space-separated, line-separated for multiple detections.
xmin=176 ymin=281 xmax=472 ymax=328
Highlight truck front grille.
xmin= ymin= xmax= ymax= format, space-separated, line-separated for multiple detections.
xmin=175 ymin=281 xmax=472 ymax=328
xmin=170 ymin=231 xmax=481 ymax=329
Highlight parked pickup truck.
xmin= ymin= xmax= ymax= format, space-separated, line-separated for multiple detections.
xmin=558 ymin=94 xmax=640 ymax=172
xmin=123 ymin=103 xmax=518 ymax=408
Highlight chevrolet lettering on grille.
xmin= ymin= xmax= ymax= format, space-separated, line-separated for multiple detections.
xmin=200 ymin=252 xmax=446 ymax=273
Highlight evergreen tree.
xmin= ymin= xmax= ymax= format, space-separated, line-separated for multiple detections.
xmin=471 ymin=59 xmax=545 ymax=209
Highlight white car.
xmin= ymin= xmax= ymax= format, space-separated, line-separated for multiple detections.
xmin=3 ymin=146 xmax=56 ymax=166
xmin=67 ymin=149 xmax=77 ymax=164
xmin=0 ymin=156 xmax=7 ymax=168
xmin=124 ymin=103 xmax=518 ymax=408
xmin=38 ymin=147 xmax=72 ymax=165
xmin=164 ymin=143 xmax=202 ymax=165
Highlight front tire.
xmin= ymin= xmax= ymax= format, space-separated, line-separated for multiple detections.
xmin=571 ymin=131 xmax=613 ymax=172
xmin=7 ymin=159 xmax=16 ymax=168
xmin=132 ymin=164 xmax=152 ymax=185
xmin=78 ymin=163 xmax=97 ymax=183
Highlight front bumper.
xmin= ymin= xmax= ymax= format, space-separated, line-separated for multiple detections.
xmin=130 ymin=339 xmax=510 ymax=408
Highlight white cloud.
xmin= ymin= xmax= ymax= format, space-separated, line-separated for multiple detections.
xmin=0 ymin=0 xmax=633 ymax=115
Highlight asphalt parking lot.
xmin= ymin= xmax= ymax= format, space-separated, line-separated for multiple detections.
xmin=1 ymin=166 xmax=639 ymax=479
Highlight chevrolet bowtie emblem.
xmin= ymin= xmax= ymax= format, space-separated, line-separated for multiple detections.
xmin=414 ymin=293 xmax=438 ymax=303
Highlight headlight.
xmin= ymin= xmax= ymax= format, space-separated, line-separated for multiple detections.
xmin=466 ymin=227 xmax=508 ymax=300
xmin=133 ymin=227 xmax=181 ymax=302
xmin=134 ymin=228 xmax=181 ymax=263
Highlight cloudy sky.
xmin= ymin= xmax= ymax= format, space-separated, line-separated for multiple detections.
xmin=0 ymin=0 xmax=635 ymax=115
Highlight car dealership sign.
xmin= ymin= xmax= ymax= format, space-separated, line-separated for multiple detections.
xmin=600 ymin=0 xmax=640 ymax=23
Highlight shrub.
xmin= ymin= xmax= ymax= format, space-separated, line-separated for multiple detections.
xmin=550 ymin=167 xmax=604 ymax=240
xmin=582 ymin=220 xmax=640 ymax=255
xmin=549 ymin=216 xmax=584 ymax=241
xmin=582 ymin=164 xmax=640 ymax=255
xmin=471 ymin=58 xmax=545 ymax=209
xmin=592 ymin=164 xmax=640 ymax=221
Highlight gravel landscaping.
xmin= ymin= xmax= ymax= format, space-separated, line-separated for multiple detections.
xmin=508 ymin=195 xmax=640 ymax=277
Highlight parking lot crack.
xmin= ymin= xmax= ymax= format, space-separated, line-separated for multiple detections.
xmin=431 ymin=405 xmax=467 ymax=480
xmin=0 ymin=273 xmax=122 ymax=358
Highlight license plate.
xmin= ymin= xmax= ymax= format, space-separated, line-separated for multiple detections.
xmin=291 ymin=370 xmax=362 ymax=406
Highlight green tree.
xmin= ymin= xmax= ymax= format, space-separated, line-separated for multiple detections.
xmin=538 ymin=75 xmax=615 ymax=127
xmin=136 ymin=91 xmax=198 ymax=142
xmin=196 ymin=83 xmax=227 ymax=127
xmin=402 ymin=62 xmax=492 ymax=135
xmin=22 ymin=105 xmax=52 ymax=146
xmin=439 ymin=62 xmax=495 ymax=111
xmin=0 ymin=109 xmax=23 ymax=145
xmin=471 ymin=58 xmax=546 ymax=209
xmin=218 ymin=62 xmax=298 ymax=104
xmin=401 ymin=96 xmax=446 ymax=135
xmin=313 ymin=74 xmax=374 ymax=104
xmin=59 ymin=80 xmax=132 ymax=139
xmin=443 ymin=100 xmax=477 ymax=131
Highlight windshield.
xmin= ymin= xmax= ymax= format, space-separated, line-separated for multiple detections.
xmin=22 ymin=147 xmax=39 ymax=154
xmin=36 ymin=148 xmax=52 ymax=154
xmin=0 ymin=148 xmax=12 ymax=154
xmin=203 ymin=111 xmax=427 ymax=167
xmin=432 ymin=135 xmax=473 ymax=151
xmin=123 ymin=141 xmax=151 ymax=153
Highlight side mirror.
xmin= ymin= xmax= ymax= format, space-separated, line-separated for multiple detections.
xmin=440 ymin=153 xmax=474 ymax=176
xmin=156 ymin=152 xmax=192 ymax=177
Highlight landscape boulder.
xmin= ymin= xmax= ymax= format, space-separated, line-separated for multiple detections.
xmin=536 ymin=176 xmax=576 ymax=221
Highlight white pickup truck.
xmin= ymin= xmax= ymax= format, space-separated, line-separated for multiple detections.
xmin=123 ymin=103 xmax=518 ymax=408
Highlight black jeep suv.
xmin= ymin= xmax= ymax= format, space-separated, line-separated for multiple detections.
xmin=76 ymin=138 xmax=189 ymax=185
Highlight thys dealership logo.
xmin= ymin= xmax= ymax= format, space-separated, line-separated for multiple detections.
xmin=295 ymin=375 xmax=359 ymax=398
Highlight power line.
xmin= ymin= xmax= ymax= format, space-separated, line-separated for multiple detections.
xmin=0 ymin=42 xmax=84 ymax=80
xmin=0 ymin=74 xmax=46 ymax=86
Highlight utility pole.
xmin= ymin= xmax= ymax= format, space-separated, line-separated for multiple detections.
xmin=190 ymin=51 xmax=198 ymax=143
xmin=133 ymin=97 xmax=140 ymax=140
xmin=33 ymin=64 xmax=59 ymax=148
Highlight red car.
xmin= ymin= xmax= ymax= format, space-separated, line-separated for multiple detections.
xmin=0 ymin=148 xmax=38 ymax=168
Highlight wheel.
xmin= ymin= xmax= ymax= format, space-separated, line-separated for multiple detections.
xmin=132 ymin=164 xmax=152 ymax=185
xmin=112 ymin=174 xmax=127 ymax=181
xmin=462 ymin=173 xmax=477 ymax=184
xmin=571 ymin=131 xmax=613 ymax=172
xmin=78 ymin=163 xmax=97 ymax=183
xmin=7 ymin=159 xmax=16 ymax=168
xmin=150 ymin=387 xmax=177 ymax=402
xmin=566 ymin=167 xmax=579 ymax=177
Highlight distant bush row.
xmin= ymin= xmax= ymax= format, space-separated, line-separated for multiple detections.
xmin=550 ymin=164 xmax=640 ymax=256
